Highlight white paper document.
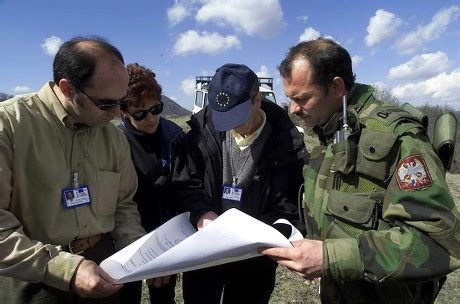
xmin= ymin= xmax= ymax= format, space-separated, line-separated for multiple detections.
xmin=100 ymin=208 xmax=303 ymax=283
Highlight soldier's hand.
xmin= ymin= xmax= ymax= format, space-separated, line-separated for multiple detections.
xmin=197 ymin=211 xmax=218 ymax=230
xmin=259 ymin=239 xmax=323 ymax=280
xmin=146 ymin=275 xmax=171 ymax=288
xmin=71 ymin=259 xmax=123 ymax=298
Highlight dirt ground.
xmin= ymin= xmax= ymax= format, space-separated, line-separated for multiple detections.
xmin=436 ymin=173 xmax=460 ymax=304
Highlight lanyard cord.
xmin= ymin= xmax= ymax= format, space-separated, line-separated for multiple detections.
xmin=228 ymin=135 xmax=251 ymax=187
xmin=49 ymin=116 xmax=92 ymax=189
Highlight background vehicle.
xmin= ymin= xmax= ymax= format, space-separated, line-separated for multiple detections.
xmin=192 ymin=76 xmax=278 ymax=114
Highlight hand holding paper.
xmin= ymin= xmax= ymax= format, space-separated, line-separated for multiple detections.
xmin=259 ymin=239 xmax=323 ymax=280
xmin=100 ymin=208 xmax=302 ymax=283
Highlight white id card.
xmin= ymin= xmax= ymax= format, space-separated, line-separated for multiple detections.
xmin=62 ymin=186 xmax=91 ymax=209
xmin=222 ymin=186 xmax=243 ymax=202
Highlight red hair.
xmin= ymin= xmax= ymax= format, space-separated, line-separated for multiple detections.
xmin=123 ymin=63 xmax=162 ymax=110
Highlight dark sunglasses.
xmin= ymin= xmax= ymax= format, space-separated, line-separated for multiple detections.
xmin=75 ymin=86 xmax=128 ymax=111
xmin=129 ymin=103 xmax=164 ymax=121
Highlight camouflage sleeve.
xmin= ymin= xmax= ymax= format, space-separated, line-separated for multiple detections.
xmin=325 ymin=131 xmax=460 ymax=283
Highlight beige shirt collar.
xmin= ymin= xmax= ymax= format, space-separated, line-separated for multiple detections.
xmin=37 ymin=81 xmax=87 ymax=131
xmin=230 ymin=109 xmax=266 ymax=150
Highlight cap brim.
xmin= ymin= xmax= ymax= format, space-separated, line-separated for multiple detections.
xmin=212 ymin=98 xmax=252 ymax=131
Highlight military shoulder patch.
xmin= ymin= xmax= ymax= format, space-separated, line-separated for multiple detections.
xmin=396 ymin=155 xmax=432 ymax=191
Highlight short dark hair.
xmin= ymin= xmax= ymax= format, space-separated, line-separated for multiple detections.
xmin=122 ymin=63 xmax=162 ymax=111
xmin=278 ymin=38 xmax=356 ymax=92
xmin=53 ymin=36 xmax=125 ymax=89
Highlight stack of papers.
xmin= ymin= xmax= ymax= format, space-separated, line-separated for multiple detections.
xmin=100 ymin=208 xmax=302 ymax=283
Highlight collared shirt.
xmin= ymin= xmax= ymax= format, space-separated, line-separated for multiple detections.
xmin=0 ymin=82 xmax=145 ymax=291
xmin=230 ymin=109 xmax=266 ymax=150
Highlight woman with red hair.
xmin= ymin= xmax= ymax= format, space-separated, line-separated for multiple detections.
xmin=118 ymin=63 xmax=183 ymax=304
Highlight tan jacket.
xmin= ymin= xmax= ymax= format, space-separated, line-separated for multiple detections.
xmin=0 ymin=82 xmax=145 ymax=291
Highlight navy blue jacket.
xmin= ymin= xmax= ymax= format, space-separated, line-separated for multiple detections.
xmin=185 ymin=101 xmax=308 ymax=228
xmin=120 ymin=117 xmax=211 ymax=231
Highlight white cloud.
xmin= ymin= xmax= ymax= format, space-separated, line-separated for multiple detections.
xmin=41 ymin=35 xmax=63 ymax=56
xmin=299 ymin=27 xmax=319 ymax=42
xmin=392 ymin=68 xmax=460 ymax=108
xmin=298 ymin=27 xmax=334 ymax=42
xmin=195 ymin=0 xmax=285 ymax=38
xmin=397 ymin=5 xmax=460 ymax=55
xmin=388 ymin=52 xmax=451 ymax=82
xmin=372 ymin=81 xmax=386 ymax=90
xmin=256 ymin=65 xmax=271 ymax=78
xmin=180 ymin=77 xmax=196 ymax=96
xmin=173 ymin=30 xmax=241 ymax=56
xmin=13 ymin=86 xmax=32 ymax=93
xmin=351 ymin=55 xmax=363 ymax=67
xmin=297 ymin=15 xmax=308 ymax=23
xmin=167 ymin=3 xmax=190 ymax=26
xmin=365 ymin=9 xmax=402 ymax=47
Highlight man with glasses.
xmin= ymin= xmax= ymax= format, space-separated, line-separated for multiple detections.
xmin=73 ymin=85 xmax=128 ymax=112
xmin=0 ymin=36 xmax=147 ymax=303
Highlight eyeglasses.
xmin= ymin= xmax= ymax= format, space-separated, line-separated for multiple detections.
xmin=75 ymin=86 xmax=128 ymax=111
xmin=129 ymin=103 xmax=164 ymax=121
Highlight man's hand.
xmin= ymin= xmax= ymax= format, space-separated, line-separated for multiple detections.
xmin=146 ymin=276 xmax=171 ymax=288
xmin=197 ymin=211 xmax=218 ymax=230
xmin=259 ymin=239 xmax=323 ymax=280
xmin=71 ymin=259 xmax=123 ymax=298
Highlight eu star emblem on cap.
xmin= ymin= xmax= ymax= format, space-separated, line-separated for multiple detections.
xmin=216 ymin=92 xmax=231 ymax=108
xmin=208 ymin=63 xmax=259 ymax=131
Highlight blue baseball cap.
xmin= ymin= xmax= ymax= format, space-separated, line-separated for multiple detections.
xmin=208 ymin=63 xmax=258 ymax=131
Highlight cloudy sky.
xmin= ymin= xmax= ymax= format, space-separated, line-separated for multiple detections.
xmin=1 ymin=0 xmax=459 ymax=110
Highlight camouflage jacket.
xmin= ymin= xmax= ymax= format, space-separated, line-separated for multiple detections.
xmin=302 ymin=84 xmax=460 ymax=303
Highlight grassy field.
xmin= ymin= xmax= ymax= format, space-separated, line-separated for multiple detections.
xmin=139 ymin=116 xmax=460 ymax=303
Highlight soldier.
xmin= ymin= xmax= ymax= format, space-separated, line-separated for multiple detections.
xmin=260 ymin=38 xmax=460 ymax=303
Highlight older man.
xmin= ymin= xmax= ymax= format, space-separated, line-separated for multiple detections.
xmin=182 ymin=63 xmax=307 ymax=303
xmin=0 ymin=36 xmax=146 ymax=303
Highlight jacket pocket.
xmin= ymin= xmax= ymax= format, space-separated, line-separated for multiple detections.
xmin=96 ymin=170 xmax=120 ymax=216
xmin=331 ymin=139 xmax=357 ymax=174
xmin=356 ymin=128 xmax=399 ymax=182
xmin=326 ymin=190 xmax=382 ymax=237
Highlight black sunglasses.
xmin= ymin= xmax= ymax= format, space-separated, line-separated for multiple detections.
xmin=129 ymin=103 xmax=164 ymax=121
xmin=75 ymin=86 xmax=128 ymax=111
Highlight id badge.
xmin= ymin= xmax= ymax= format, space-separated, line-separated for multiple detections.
xmin=222 ymin=186 xmax=243 ymax=201
xmin=222 ymin=185 xmax=243 ymax=211
xmin=62 ymin=186 xmax=91 ymax=209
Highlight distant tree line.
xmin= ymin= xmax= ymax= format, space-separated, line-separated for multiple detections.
xmin=373 ymin=85 xmax=459 ymax=173
xmin=288 ymin=85 xmax=459 ymax=173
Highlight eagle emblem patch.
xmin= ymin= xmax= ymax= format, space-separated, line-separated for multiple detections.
xmin=396 ymin=155 xmax=432 ymax=191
